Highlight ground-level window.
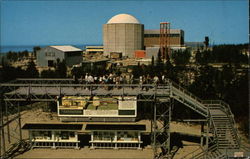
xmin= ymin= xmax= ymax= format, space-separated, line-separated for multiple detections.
xmin=32 ymin=131 xmax=52 ymax=140
xmin=58 ymin=131 xmax=75 ymax=140
xmin=117 ymin=131 xmax=138 ymax=141
xmin=93 ymin=131 xmax=115 ymax=141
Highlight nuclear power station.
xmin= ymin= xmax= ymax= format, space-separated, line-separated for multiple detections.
xmin=103 ymin=14 xmax=144 ymax=58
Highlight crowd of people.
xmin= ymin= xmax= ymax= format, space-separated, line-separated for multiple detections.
xmin=74 ymin=73 xmax=168 ymax=87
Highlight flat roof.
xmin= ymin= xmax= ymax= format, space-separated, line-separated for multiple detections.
xmin=50 ymin=45 xmax=82 ymax=52
xmin=86 ymin=46 xmax=103 ymax=49
xmin=85 ymin=124 xmax=146 ymax=131
xmin=22 ymin=123 xmax=83 ymax=130
xmin=144 ymin=29 xmax=182 ymax=34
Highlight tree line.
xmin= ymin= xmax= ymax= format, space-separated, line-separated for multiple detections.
xmin=132 ymin=44 xmax=249 ymax=136
xmin=0 ymin=44 xmax=248 ymax=136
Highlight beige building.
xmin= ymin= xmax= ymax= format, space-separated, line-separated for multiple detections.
xmin=103 ymin=14 xmax=144 ymax=58
xmin=144 ymin=29 xmax=184 ymax=47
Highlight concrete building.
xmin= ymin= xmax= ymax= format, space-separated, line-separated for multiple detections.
xmin=144 ymin=29 xmax=184 ymax=47
xmin=37 ymin=45 xmax=82 ymax=67
xmin=103 ymin=14 xmax=144 ymax=58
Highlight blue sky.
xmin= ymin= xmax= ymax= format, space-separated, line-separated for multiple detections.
xmin=0 ymin=0 xmax=248 ymax=46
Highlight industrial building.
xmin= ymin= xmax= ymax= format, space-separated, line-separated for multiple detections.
xmin=37 ymin=45 xmax=83 ymax=67
xmin=85 ymin=46 xmax=104 ymax=54
xmin=144 ymin=29 xmax=184 ymax=48
xmin=103 ymin=14 xmax=144 ymax=58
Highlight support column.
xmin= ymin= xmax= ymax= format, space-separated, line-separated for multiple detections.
xmin=75 ymin=132 xmax=78 ymax=149
xmin=91 ymin=132 xmax=94 ymax=149
xmin=153 ymin=98 xmax=157 ymax=158
xmin=52 ymin=131 xmax=56 ymax=149
xmin=18 ymin=102 xmax=22 ymax=141
xmin=167 ymin=100 xmax=172 ymax=154
xmin=1 ymin=100 xmax=6 ymax=156
xmin=201 ymin=122 xmax=204 ymax=147
xmin=205 ymin=119 xmax=210 ymax=159
xmin=138 ymin=131 xmax=141 ymax=149
xmin=114 ymin=131 xmax=118 ymax=149
xmin=5 ymin=101 xmax=10 ymax=143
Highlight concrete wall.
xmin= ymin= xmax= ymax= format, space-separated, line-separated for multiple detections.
xmin=103 ymin=23 xmax=144 ymax=58
xmin=37 ymin=47 xmax=65 ymax=67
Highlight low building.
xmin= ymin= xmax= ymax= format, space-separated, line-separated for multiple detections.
xmin=37 ymin=45 xmax=82 ymax=67
xmin=85 ymin=46 xmax=104 ymax=54
xmin=22 ymin=123 xmax=82 ymax=149
xmin=87 ymin=124 xmax=145 ymax=149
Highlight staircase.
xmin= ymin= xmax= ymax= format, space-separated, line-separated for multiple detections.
xmin=168 ymin=81 xmax=208 ymax=117
xmin=165 ymin=79 xmax=240 ymax=159
xmin=205 ymin=101 xmax=240 ymax=149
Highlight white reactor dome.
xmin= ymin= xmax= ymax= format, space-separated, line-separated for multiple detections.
xmin=107 ymin=13 xmax=140 ymax=24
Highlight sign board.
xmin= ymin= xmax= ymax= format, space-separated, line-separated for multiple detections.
xmin=118 ymin=97 xmax=136 ymax=110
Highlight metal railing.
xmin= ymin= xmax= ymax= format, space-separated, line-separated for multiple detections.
xmin=167 ymin=79 xmax=208 ymax=116
xmin=202 ymin=100 xmax=240 ymax=148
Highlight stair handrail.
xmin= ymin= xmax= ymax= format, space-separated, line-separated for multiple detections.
xmin=166 ymin=79 xmax=208 ymax=114
xmin=166 ymin=79 xmax=204 ymax=104
xmin=202 ymin=100 xmax=240 ymax=148
xmin=208 ymin=108 xmax=219 ymax=149
xmin=219 ymin=101 xmax=241 ymax=148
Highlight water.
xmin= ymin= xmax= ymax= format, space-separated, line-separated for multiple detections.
xmin=0 ymin=44 xmax=101 ymax=54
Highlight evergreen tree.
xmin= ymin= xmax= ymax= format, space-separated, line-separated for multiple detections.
xmin=26 ymin=60 xmax=39 ymax=78
xmin=55 ymin=59 xmax=67 ymax=78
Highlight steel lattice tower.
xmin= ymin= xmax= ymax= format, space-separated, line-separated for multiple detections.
xmin=160 ymin=22 xmax=170 ymax=61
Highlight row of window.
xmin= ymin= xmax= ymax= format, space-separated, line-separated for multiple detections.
xmin=45 ymin=52 xmax=55 ymax=57
xmin=31 ymin=131 xmax=75 ymax=140
xmin=93 ymin=131 xmax=139 ymax=141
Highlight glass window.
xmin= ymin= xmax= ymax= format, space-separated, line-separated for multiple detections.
xmin=93 ymin=131 xmax=115 ymax=141
xmin=117 ymin=131 xmax=138 ymax=141
xmin=61 ymin=131 xmax=69 ymax=140
xmin=32 ymin=131 xmax=52 ymax=140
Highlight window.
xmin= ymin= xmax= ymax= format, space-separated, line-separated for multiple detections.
xmin=69 ymin=132 xmax=75 ymax=138
xmin=32 ymin=131 xmax=52 ymax=140
xmin=117 ymin=131 xmax=138 ymax=141
xmin=65 ymin=52 xmax=81 ymax=57
xmin=45 ymin=52 xmax=55 ymax=57
xmin=61 ymin=131 xmax=69 ymax=140
xmin=93 ymin=131 xmax=115 ymax=141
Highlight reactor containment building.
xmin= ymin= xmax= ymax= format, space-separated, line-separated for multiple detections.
xmin=103 ymin=14 xmax=144 ymax=58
